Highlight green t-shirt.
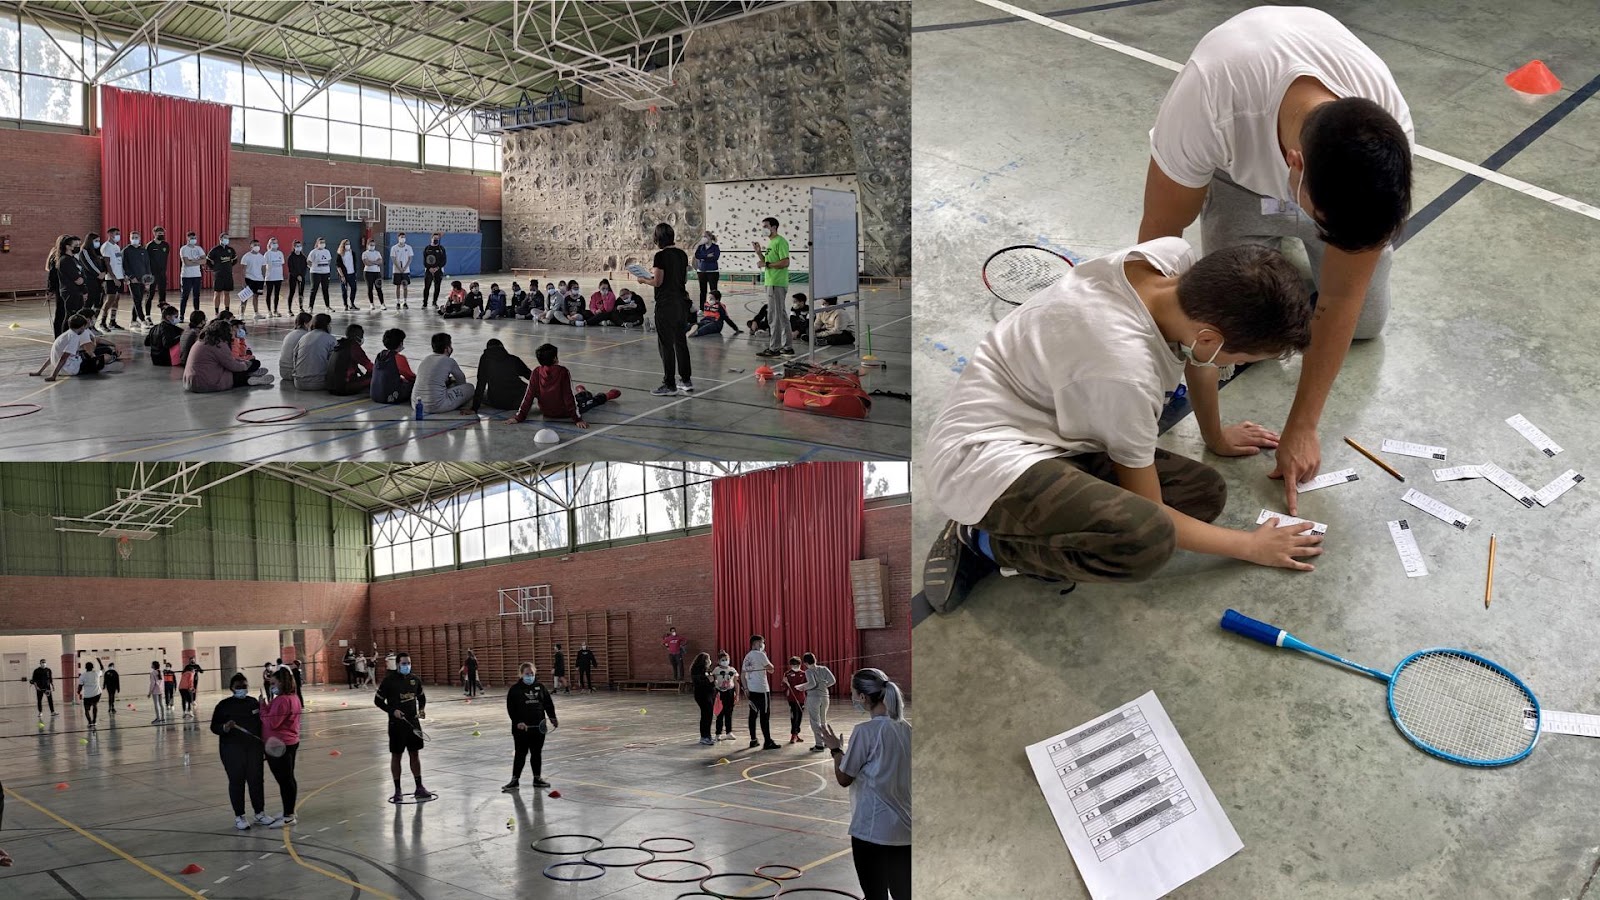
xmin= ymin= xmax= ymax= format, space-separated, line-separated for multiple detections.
xmin=762 ymin=234 xmax=791 ymax=287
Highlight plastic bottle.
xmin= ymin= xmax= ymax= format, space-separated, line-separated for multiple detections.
xmin=415 ymin=399 xmax=426 ymax=421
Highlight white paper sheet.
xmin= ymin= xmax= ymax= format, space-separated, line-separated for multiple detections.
xmin=1533 ymin=470 xmax=1584 ymax=507
xmin=625 ymin=263 xmax=653 ymax=280
xmin=1382 ymin=439 xmax=1447 ymax=461
xmin=1479 ymin=463 xmax=1537 ymax=508
xmin=1296 ymin=468 xmax=1359 ymax=493
xmin=1256 ymin=509 xmax=1328 ymax=534
xmin=1524 ymin=708 xmax=1600 ymax=738
xmin=1432 ymin=465 xmax=1483 ymax=482
xmin=1026 ymin=691 xmax=1241 ymax=900
xmin=1401 ymin=488 xmax=1473 ymax=530
xmin=1388 ymin=519 xmax=1428 ymax=577
xmin=1506 ymin=414 xmax=1563 ymax=457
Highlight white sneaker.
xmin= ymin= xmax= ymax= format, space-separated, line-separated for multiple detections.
xmin=254 ymin=314 xmax=264 ymax=320
xmin=268 ymin=815 xmax=296 ymax=829
xmin=235 ymin=815 xmax=250 ymax=831
xmin=247 ymin=371 xmax=275 ymax=386
xmin=254 ymin=812 xmax=275 ymax=827
xmin=678 ymin=380 xmax=695 ymax=393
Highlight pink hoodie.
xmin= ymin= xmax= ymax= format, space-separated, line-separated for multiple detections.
xmin=261 ymin=693 xmax=302 ymax=745
xmin=589 ymin=289 xmax=617 ymax=314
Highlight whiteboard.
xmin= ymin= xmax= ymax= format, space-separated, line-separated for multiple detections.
xmin=809 ymin=188 xmax=859 ymax=299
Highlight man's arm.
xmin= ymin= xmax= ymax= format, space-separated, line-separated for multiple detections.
xmin=1137 ymin=157 xmax=1209 ymax=243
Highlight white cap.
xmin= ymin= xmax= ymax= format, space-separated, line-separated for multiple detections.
xmin=534 ymin=428 xmax=560 ymax=445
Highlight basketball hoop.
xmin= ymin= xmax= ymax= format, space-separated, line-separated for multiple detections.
xmin=117 ymin=535 xmax=132 ymax=561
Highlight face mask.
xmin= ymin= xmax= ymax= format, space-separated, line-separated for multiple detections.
xmin=169 ymin=317 xmax=180 ymax=325
xmin=91 ymin=240 xmax=100 ymax=248
xmin=220 ymin=238 xmax=229 ymax=246
xmin=69 ymin=246 xmax=80 ymax=255
xmin=235 ymin=328 xmax=247 ymax=339
xmin=790 ymin=665 xmax=801 ymax=672
xmin=269 ymin=242 xmax=277 ymax=250
xmin=852 ymin=694 xmax=867 ymax=712
xmin=188 ymin=238 xmax=197 ymax=246
xmin=399 ymin=664 xmax=411 ymax=675
xmin=719 ymin=659 xmax=729 ymax=666
xmin=316 ymin=243 xmax=325 ymax=249
xmin=1179 ymin=331 xmax=1225 ymax=368
xmin=367 ymin=244 xmax=375 ymax=251
xmin=294 ymin=244 xmax=302 ymax=250
xmin=109 ymin=235 xmax=120 ymax=244
xmin=154 ymin=234 xmax=164 ymax=240
xmin=398 ymin=237 xmax=406 ymax=244
xmin=233 ymin=688 xmax=247 ymax=698
xmin=251 ymin=245 xmax=260 ymax=253
xmin=130 ymin=237 xmax=141 ymax=246
xmin=522 ymin=674 xmax=535 ymax=685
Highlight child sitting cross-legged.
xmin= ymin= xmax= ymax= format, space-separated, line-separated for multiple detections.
xmin=504 ymin=343 xmax=619 ymax=431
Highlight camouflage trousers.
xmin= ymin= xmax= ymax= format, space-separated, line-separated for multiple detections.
xmin=975 ymin=451 xmax=1227 ymax=584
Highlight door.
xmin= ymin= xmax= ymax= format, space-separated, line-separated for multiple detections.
xmin=480 ymin=218 xmax=503 ymax=273
xmin=219 ymin=646 xmax=237 ymax=681
xmin=298 ymin=215 xmax=364 ymax=261
xmin=3 ymin=653 xmax=26 ymax=707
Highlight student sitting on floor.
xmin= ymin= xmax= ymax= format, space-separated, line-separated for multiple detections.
xmin=485 ymin=284 xmax=510 ymax=320
xmin=588 ymin=280 xmax=617 ymax=326
xmin=614 ymin=289 xmax=645 ymax=328
xmin=750 ymin=292 xmax=809 ymax=338
xmin=921 ymin=240 xmax=1320 ymax=614
xmin=465 ymin=282 xmax=485 ymax=318
xmin=34 ymin=315 xmax=115 ymax=380
xmin=549 ymin=290 xmax=586 ymax=326
xmin=813 ymin=296 xmax=856 ymax=346
xmin=505 ymin=343 xmax=618 ymax=430
xmin=77 ymin=312 xmax=126 ymax=370
xmin=178 ymin=310 xmax=207 ymax=366
xmin=413 ymin=332 xmax=475 ymax=415
xmin=471 ymin=339 xmax=533 ymax=413
xmin=184 ymin=319 xmax=273 ymax=392
xmin=327 ymin=323 xmax=374 ymax=396
xmin=227 ymin=316 xmax=258 ymax=363
xmin=517 ymin=281 xmax=545 ymax=320
xmin=278 ymin=312 xmax=313 ymax=383
xmin=371 ymin=328 xmax=416 ymax=405
xmin=144 ymin=305 xmax=184 ymax=366
xmin=688 ymin=291 xmax=743 ymax=337
xmin=289 ymin=314 xmax=337 ymax=391
xmin=440 ymin=281 xmax=472 ymax=319
xmin=509 ymin=282 xmax=530 ymax=317
xmin=545 ymin=280 xmax=563 ymax=309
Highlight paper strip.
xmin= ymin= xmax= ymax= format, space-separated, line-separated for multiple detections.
xmin=1382 ymin=439 xmax=1447 ymax=461
xmin=1524 ymin=708 xmax=1600 ymax=737
xmin=1432 ymin=465 xmax=1483 ymax=482
xmin=1388 ymin=519 xmax=1428 ymax=577
xmin=1296 ymin=468 xmax=1359 ymax=493
xmin=1479 ymin=463 xmax=1537 ymax=508
xmin=1401 ymin=489 xmax=1473 ymax=530
xmin=1506 ymin=414 xmax=1562 ymax=457
xmin=1533 ymin=470 xmax=1584 ymax=508
xmin=1256 ymin=509 xmax=1328 ymax=534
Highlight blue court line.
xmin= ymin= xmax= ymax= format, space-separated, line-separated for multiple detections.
xmin=912 ymin=0 xmax=1167 ymax=33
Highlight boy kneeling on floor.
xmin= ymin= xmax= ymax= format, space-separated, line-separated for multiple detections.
xmin=922 ymin=239 xmax=1321 ymax=613
xmin=504 ymin=343 xmax=619 ymax=431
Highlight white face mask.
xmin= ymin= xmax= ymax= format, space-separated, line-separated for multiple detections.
xmin=109 ymin=235 xmax=120 ymax=244
xmin=398 ymin=237 xmax=406 ymax=244
xmin=269 ymin=242 xmax=277 ymax=250
xmin=187 ymin=238 xmax=197 ymax=246
xmin=1179 ymin=330 xmax=1225 ymax=368
xmin=250 ymin=245 xmax=260 ymax=253
xmin=130 ymin=237 xmax=141 ymax=246
xmin=220 ymin=238 xmax=230 ymax=246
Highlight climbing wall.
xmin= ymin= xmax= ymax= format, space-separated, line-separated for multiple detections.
xmin=704 ymin=174 xmax=861 ymax=275
xmin=499 ymin=1 xmax=909 ymax=277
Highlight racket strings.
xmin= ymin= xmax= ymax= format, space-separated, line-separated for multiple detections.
xmin=981 ymin=247 xmax=1075 ymax=305
xmin=1390 ymin=652 xmax=1534 ymax=762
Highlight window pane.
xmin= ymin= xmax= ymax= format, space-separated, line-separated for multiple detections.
xmin=329 ymin=120 xmax=359 ymax=155
xmin=362 ymin=125 xmax=389 ymax=159
xmin=425 ymin=134 xmax=449 ymax=166
xmin=0 ymin=13 xmax=18 ymax=72
xmin=510 ymin=518 xmax=538 ymax=555
xmin=645 ymin=488 xmax=680 ymax=534
xmin=244 ymin=108 xmax=283 ymax=148
xmin=460 ymin=528 xmax=484 ymax=563
xmin=244 ymin=62 xmax=282 ymax=110
xmin=293 ymin=116 xmax=327 ymax=153
xmin=289 ymin=77 xmax=326 ymax=117
xmin=432 ymin=534 xmax=453 ymax=567
xmin=21 ymin=75 xmax=80 ymax=125
xmin=410 ymin=538 xmax=433 ymax=571
xmin=421 ymin=100 xmax=446 ymax=135
xmin=229 ymin=105 xmax=244 ymax=144
xmin=537 ymin=512 xmax=568 ymax=551
xmin=22 ymin=23 xmax=79 ymax=78
xmin=482 ymin=484 xmax=510 ymax=525
xmin=574 ymin=464 xmax=607 ymax=506
xmin=0 ymin=73 xmax=17 ymax=118
xmin=391 ymin=93 xmax=416 ymax=130
xmin=483 ymin=521 xmax=509 ymax=557
xmin=105 ymin=44 xmax=150 ymax=91
xmin=610 ymin=495 xmax=644 ymax=540
xmin=646 ymin=463 xmax=686 ymax=489
xmin=864 ymin=461 xmax=910 ymax=499
xmin=152 ymin=46 xmax=198 ymax=98
xmin=391 ymin=130 xmax=418 ymax=164
xmin=474 ymin=141 xmax=497 ymax=172
xmin=576 ymin=505 xmax=607 ymax=544
xmin=612 ymin=463 xmax=646 ymax=499
xmin=387 ymin=543 xmax=408 ymax=575
xmin=459 ymin=489 xmax=484 ymax=529
xmin=372 ymin=544 xmax=393 ymax=578
xmin=360 ymin=86 xmax=388 ymax=127
xmin=200 ymin=54 xmax=241 ymax=105
xmin=328 ymin=82 xmax=359 ymax=119
xmin=451 ymin=137 xmax=473 ymax=168
xmin=687 ymin=481 xmax=713 ymax=528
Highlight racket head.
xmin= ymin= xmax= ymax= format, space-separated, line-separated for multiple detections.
xmin=1386 ymin=648 xmax=1539 ymax=767
xmin=264 ymin=736 xmax=287 ymax=758
xmin=980 ymin=245 xmax=1075 ymax=306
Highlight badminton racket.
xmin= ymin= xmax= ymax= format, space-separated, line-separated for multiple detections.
xmin=233 ymin=725 xmax=289 ymax=758
xmin=980 ymin=245 xmax=1075 ymax=306
xmin=406 ymin=697 xmax=430 ymax=743
xmin=1221 ymin=610 xmax=1539 ymax=767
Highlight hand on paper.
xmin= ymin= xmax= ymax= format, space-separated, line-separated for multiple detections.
xmin=1207 ymin=421 xmax=1279 ymax=457
xmin=1268 ymin=424 xmax=1321 ymax=515
xmin=1245 ymin=519 xmax=1322 ymax=571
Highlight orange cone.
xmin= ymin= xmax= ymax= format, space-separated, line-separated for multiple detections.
xmin=548 ymin=790 xmax=561 ymax=799
xmin=1506 ymin=60 xmax=1561 ymax=95
xmin=329 ymin=750 xmax=342 ymax=757
xmin=180 ymin=864 xmax=204 ymax=875
xmin=55 ymin=782 xmax=68 ymax=790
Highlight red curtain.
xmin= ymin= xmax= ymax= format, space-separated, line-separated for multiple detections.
xmin=713 ymin=462 xmax=863 ymax=698
xmin=100 ymin=86 xmax=232 ymax=288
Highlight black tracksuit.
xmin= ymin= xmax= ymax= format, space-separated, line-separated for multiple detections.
xmin=693 ymin=667 xmax=715 ymax=740
xmin=103 ymin=667 xmax=121 ymax=706
xmin=30 ymin=666 xmax=54 ymax=714
xmin=506 ymin=680 xmax=557 ymax=782
xmin=471 ymin=346 xmax=532 ymax=412
xmin=287 ymin=250 xmax=308 ymax=304
xmin=375 ymin=671 xmax=427 ymax=754
xmin=422 ymin=243 xmax=447 ymax=306
xmin=123 ymin=244 xmax=152 ymax=322
xmin=145 ymin=239 xmax=171 ymax=304
xmin=210 ymin=694 xmax=266 ymax=817
xmin=576 ymin=649 xmax=596 ymax=690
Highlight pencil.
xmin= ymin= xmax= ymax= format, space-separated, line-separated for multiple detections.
xmin=1343 ymin=437 xmax=1405 ymax=482
xmin=1485 ymin=533 xmax=1497 ymax=610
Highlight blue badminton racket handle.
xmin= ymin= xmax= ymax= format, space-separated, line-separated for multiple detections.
xmin=1221 ymin=610 xmax=1391 ymax=682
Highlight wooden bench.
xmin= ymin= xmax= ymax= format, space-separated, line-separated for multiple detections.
xmin=510 ymin=267 xmax=548 ymax=277
xmin=611 ymin=679 xmax=686 ymax=694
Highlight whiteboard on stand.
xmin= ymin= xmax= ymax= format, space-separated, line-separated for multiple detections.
xmin=809 ymin=187 xmax=859 ymax=300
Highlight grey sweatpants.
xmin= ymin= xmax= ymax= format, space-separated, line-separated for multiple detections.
xmin=766 ymin=285 xmax=792 ymax=352
xmin=423 ymin=383 xmax=474 ymax=414
xmin=1202 ymin=173 xmax=1391 ymax=340
xmin=805 ymin=692 xmax=829 ymax=748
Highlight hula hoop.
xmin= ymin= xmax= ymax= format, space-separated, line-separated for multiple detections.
xmin=543 ymin=861 xmax=605 ymax=882
xmin=0 ymin=404 xmax=42 ymax=420
xmin=770 ymin=890 xmax=864 ymax=899
xmin=531 ymin=833 xmax=603 ymax=855
xmin=675 ymin=894 xmax=721 ymax=899
xmin=635 ymin=859 xmax=714 ymax=883
xmin=639 ymin=836 xmax=696 ymax=854
xmin=236 ymin=405 xmax=307 ymax=424
xmin=698 ymin=873 xmax=783 ymax=899
xmin=385 ymin=791 xmax=438 ymax=804
xmin=754 ymin=864 xmax=803 ymax=881
xmin=583 ymin=845 xmax=656 ymax=868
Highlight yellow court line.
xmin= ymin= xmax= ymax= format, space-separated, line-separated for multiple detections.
xmin=281 ymin=760 xmax=400 ymax=900
xmin=568 ymin=780 xmax=848 ymax=827
xmin=563 ymin=334 xmax=651 ymax=358
xmin=6 ymin=378 xmax=63 ymax=407
xmin=738 ymin=758 xmax=833 ymax=791
xmin=3 ymin=785 xmax=207 ymax=899
xmin=734 ymin=847 xmax=854 ymax=897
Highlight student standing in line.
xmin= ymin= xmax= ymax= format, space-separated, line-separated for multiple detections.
xmin=240 ymin=238 xmax=267 ymax=320
xmin=391 ymin=232 xmax=414 ymax=309
xmin=552 ymin=644 xmax=567 ymax=694
xmin=103 ymin=661 xmax=120 ymax=712
xmin=306 ymin=238 xmax=333 ymax=310
xmin=663 ymin=627 xmax=687 ymax=682
xmin=413 ymin=333 xmax=476 ymax=415
xmin=148 ymin=660 xmax=168 ymax=724
xmin=800 ymin=652 xmax=836 ymax=752
xmin=344 ymin=648 xmax=357 ymax=690
xmin=77 ymin=660 xmax=102 ymax=728
xmin=361 ymin=239 xmax=386 ymax=310
xmin=502 ymin=662 xmax=557 ymax=793
xmin=178 ymin=660 xmax=199 ymax=718
xmin=123 ymin=230 xmax=152 ymax=329
xmin=50 ymin=235 xmax=78 ymax=336
xmin=753 ymin=217 xmax=793 ymax=359
xmin=782 ymin=656 xmax=808 ymax=745
xmin=287 ymin=239 xmax=307 ymax=312
xmin=576 ymin=644 xmax=596 ymax=693
xmin=711 ymin=652 xmax=739 ymax=742
xmin=422 ymin=233 xmax=447 ymax=308
xmin=374 ymin=651 xmax=434 ymax=803
xmin=261 ymin=667 xmax=302 ymax=828
xmin=208 ymin=233 xmax=237 ymax=314
xmin=291 ymin=660 xmax=305 ymax=703
xmin=353 ymin=652 xmax=369 ymax=689
xmin=694 ymin=231 xmax=720 ymax=310
xmin=99 ymin=226 xmax=127 ymax=332
xmin=463 ymin=650 xmax=480 ymax=698
xmin=264 ymin=238 xmax=286 ymax=317
xmin=822 ymin=669 xmax=911 ymax=900
xmin=742 ymin=635 xmax=779 ymax=750
xmin=179 ymin=232 xmax=207 ymax=317
xmin=636 ymin=222 xmax=694 ymax=396
xmin=29 ymin=658 xmax=56 ymax=718
xmin=80 ymin=231 xmax=105 ymax=316
xmin=146 ymin=226 xmax=171 ymax=308
xmin=212 ymin=672 xmax=273 ymax=831
xmin=691 ymin=653 xmax=715 ymax=745
xmin=335 ymin=239 xmax=360 ymax=311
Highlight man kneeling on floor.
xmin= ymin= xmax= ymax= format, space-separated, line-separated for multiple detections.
xmin=504 ymin=343 xmax=618 ymax=430
xmin=921 ymin=239 xmax=1322 ymax=613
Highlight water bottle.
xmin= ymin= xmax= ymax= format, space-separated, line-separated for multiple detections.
xmin=414 ymin=399 xmax=425 ymax=421
xmin=183 ymin=752 xmax=190 ymax=766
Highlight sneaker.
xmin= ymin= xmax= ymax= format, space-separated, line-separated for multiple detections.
xmin=235 ymin=815 xmax=251 ymax=831
xmin=247 ymin=371 xmax=275 ymax=386
xmin=651 ymin=385 xmax=677 ymax=396
xmin=790 ymin=734 xmax=800 ymax=743
xmin=700 ymin=737 xmax=714 ymax=745
xmin=778 ymin=347 xmax=796 ymax=356
xmin=600 ymin=321 xmax=613 ymax=327
xmin=749 ymin=740 xmax=760 ymax=748
xmin=412 ymin=787 xmax=434 ymax=800
xmin=268 ymin=815 xmax=296 ymax=829
xmin=923 ymin=519 xmax=1000 ymax=614
xmin=152 ymin=718 xmax=161 ymax=725
xmin=390 ymin=791 xmax=405 ymax=804
xmin=532 ymin=778 xmax=551 ymax=788
xmin=254 ymin=314 xmax=264 ymax=320
xmin=810 ymin=745 xmax=826 ymax=752
xmin=755 ymin=349 xmax=780 ymax=358
xmin=501 ymin=781 xmax=520 ymax=793
xmin=678 ymin=380 xmax=694 ymax=393
xmin=253 ymin=812 xmax=275 ymax=827
xmin=51 ymin=710 xmax=59 ymax=716
xmin=763 ymin=741 xmax=781 ymax=750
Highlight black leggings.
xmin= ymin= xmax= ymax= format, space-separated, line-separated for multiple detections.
xmin=696 ymin=691 xmax=714 ymax=740
xmin=852 ymin=837 xmax=911 ymax=900
xmin=265 ymin=280 xmax=282 ymax=312
xmin=36 ymin=688 xmax=54 ymax=714
xmin=220 ymin=744 xmax=265 ymax=816
xmin=424 ymin=269 xmax=444 ymax=306
xmin=512 ymin=727 xmax=546 ymax=780
xmin=654 ymin=297 xmax=691 ymax=388
xmin=106 ymin=687 xmax=117 ymax=708
xmin=697 ymin=270 xmax=719 ymax=309
xmin=788 ymin=699 xmax=803 ymax=735
xmin=266 ymin=743 xmax=299 ymax=815
xmin=310 ymin=273 xmax=331 ymax=308
xmin=715 ymin=689 xmax=735 ymax=735
xmin=288 ymin=274 xmax=305 ymax=303
xmin=180 ymin=688 xmax=195 ymax=713
xmin=83 ymin=694 xmax=98 ymax=724
xmin=130 ymin=282 xmax=147 ymax=323
xmin=747 ymin=691 xmax=772 ymax=743
xmin=578 ymin=668 xmax=592 ymax=690
xmin=365 ymin=271 xmax=385 ymax=304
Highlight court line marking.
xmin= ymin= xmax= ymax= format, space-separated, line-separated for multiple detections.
xmin=732 ymin=847 xmax=855 ymax=897
xmin=567 ymin=780 xmax=849 ymax=826
xmin=2 ymin=785 xmax=207 ymax=899
xmin=966 ymin=0 xmax=1600 ymax=223
xmin=280 ymin=760 xmax=401 ymax=900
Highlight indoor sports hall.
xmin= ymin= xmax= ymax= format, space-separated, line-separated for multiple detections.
xmin=910 ymin=1 xmax=1600 ymax=899
xmin=0 ymin=1 xmax=911 ymax=461
xmin=0 ymin=460 xmax=912 ymax=899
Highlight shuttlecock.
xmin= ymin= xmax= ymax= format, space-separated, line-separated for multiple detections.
xmin=534 ymin=428 xmax=559 ymax=445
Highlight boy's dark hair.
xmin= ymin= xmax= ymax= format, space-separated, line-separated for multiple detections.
xmin=750 ymin=634 xmax=764 ymax=646
xmin=186 ymin=231 xmax=196 ymax=239
xmin=1175 ymin=245 xmax=1313 ymax=357
xmin=761 ymin=217 xmax=779 ymax=229
xmin=396 ymin=651 xmax=410 ymax=662
xmin=1300 ymin=97 xmax=1412 ymax=252
xmin=382 ymin=328 xmax=405 ymax=350
xmin=802 ymin=652 xmax=816 ymax=665
xmin=312 ymin=313 xmax=333 ymax=332
xmin=295 ymin=312 xmax=313 ymax=327
xmin=217 ymin=310 xmax=234 ymax=321
xmin=822 ymin=296 xmax=838 ymax=306
xmin=188 ymin=310 xmax=207 ymax=327
xmin=346 ymin=323 xmax=364 ymax=340
xmin=67 ymin=314 xmax=88 ymax=330
xmin=535 ymin=343 xmax=558 ymax=366
xmin=451 ymin=280 xmax=462 ymax=289
xmin=788 ymin=656 xmax=801 ymax=666
xmin=710 ymin=289 xmax=722 ymax=302
xmin=430 ymin=333 xmax=451 ymax=353
xmin=653 ymin=222 xmax=675 ymax=247
xmin=792 ymin=293 xmax=807 ymax=305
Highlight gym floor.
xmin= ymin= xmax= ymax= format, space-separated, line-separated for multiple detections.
xmin=0 ymin=276 xmax=910 ymax=463
xmin=0 ymin=684 xmax=872 ymax=899
xmin=911 ymin=1 xmax=1600 ymax=898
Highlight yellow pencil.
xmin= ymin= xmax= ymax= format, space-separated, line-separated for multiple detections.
xmin=1343 ymin=436 xmax=1405 ymax=482
xmin=1485 ymin=533 xmax=1497 ymax=610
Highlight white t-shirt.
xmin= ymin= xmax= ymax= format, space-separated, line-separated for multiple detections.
xmin=307 ymin=247 xmax=332 ymax=274
xmin=1150 ymin=6 xmax=1413 ymax=201
xmin=50 ymin=328 xmax=88 ymax=376
xmin=79 ymin=670 xmax=102 ymax=699
xmin=391 ymin=242 xmax=414 ymax=272
xmin=341 ymin=249 xmax=356 ymax=273
xmin=179 ymin=243 xmax=206 ymax=278
xmin=103 ymin=242 xmax=124 ymax=279
xmin=241 ymin=250 xmax=268 ymax=281
xmin=711 ymin=664 xmax=739 ymax=692
xmin=742 ymin=649 xmax=772 ymax=694
xmin=265 ymin=249 xmax=285 ymax=280
xmin=925 ymin=239 xmax=1193 ymax=525
xmin=840 ymin=715 xmax=912 ymax=846
xmin=362 ymin=249 xmax=383 ymax=273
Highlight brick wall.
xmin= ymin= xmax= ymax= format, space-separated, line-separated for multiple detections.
xmin=0 ymin=131 xmax=501 ymax=294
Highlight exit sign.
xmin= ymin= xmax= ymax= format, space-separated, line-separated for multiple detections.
xmin=288 ymin=215 xmax=299 ymax=225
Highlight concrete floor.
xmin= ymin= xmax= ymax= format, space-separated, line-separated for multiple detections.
xmin=0 ymin=684 xmax=872 ymax=899
xmin=912 ymin=1 xmax=1600 ymax=898
xmin=0 ymin=275 xmax=909 ymax=462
